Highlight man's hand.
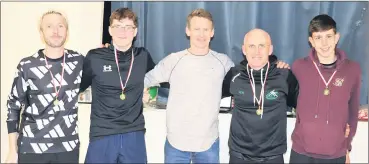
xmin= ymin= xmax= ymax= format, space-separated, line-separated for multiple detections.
xmin=345 ymin=124 xmax=350 ymax=138
xmin=345 ymin=151 xmax=350 ymax=164
xmin=358 ymin=107 xmax=368 ymax=120
xmin=143 ymin=88 xmax=150 ymax=103
xmin=276 ymin=60 xmax=290 ymax=69
xmin=6 ymin=133 xmax=18 ymax=163
xmin=5 ymin=149 xmax=17 ymax=163
xmin=101 ymin=43 xmax=110 ymax=48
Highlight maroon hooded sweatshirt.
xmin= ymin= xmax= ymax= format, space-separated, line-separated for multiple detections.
xmin=291 ymin=48 xmax=361 ymax=159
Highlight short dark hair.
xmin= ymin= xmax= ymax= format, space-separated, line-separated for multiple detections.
xmin=308 ymin=14 xmax=336 ymax=37
xmin=110 ymin=8 xmax=138 ymax=27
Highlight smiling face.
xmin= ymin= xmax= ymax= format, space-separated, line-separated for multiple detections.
xmin=308 ymin=14 xmax=340 ymax=62
xmin=242 ymin=29 xmax=273 ymax=70
xmin=39 ymin=12 xmax=68 ymax=48
xmin=108 ymin=8 xmax=138 ymax=50
xmin=109 ymin=18 xmax=137 ymax=49
xmin=309 ymin=29 xmax=340 ymax=59
xmin=185 ymin=9 xmax=214 ymax=52
xmin=185 ymin=16 xmax=214 ymax=50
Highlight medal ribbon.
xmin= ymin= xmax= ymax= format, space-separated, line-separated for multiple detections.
xmin=44 ymin=51 xmax=66 ymax=100
xmin=114 ymin=47 xmax=135 ymax=94
xmin=246 ymin=62 xmax=269 ymax=118
xmin=312 ymin=61 xmax=337 ymax=89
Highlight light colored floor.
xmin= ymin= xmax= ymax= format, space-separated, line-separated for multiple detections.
xmin=2 ymin=106 xmax=368 ymax=163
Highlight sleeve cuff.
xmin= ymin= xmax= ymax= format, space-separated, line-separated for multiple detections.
xmin=7 ymin=121 xmax=19 ymax=133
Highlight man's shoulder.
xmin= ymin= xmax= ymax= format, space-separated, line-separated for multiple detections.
xmin=210 ymin=49 xmax=230 ymax=59
xmin=134 ymin=46 xmax=149 ymax=54
xmin=232 ymin=64 xmax=246 ymax=74
xmin=171 ymin=49 xmax=188 ymax=56
xmin=164 ymin=49 xmax=188 ymax=60
xmin=16 ymin=51 xmax=45 ymax=68
xmin=87 ymin=47 xmax=109 ymax=54
xmin=84 ymin=48 xmax=113 ymax=60
xmin=65 ymin=49 xmax=82 ymax=56
xmin=344 ymin=59 xmax=361 ymax=68
xmin=292 ymin=56 xmax=309 ymax=65
xmin=291 ymin=56 xmax=310 ymax=70
xmin=344 ymin=59 xmax=362 ymax=74
xmin=133 ymin=47 xmax=153 ymax=60
xmin=65 ymin=49 xmax=84 ymax=61
xmin=275 ymin=66 xmax=291 ymax=75
xmin=209 ymin=49 xmax=235 ymax=67
xmin=276 ymin=67 xmax=295 ymax=82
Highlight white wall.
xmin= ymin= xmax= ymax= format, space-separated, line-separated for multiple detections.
xmin=1 ymin=2 xmax=104 ymax=162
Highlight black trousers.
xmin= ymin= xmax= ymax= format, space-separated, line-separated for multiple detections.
xmin=229 ymin=153 xmax=284 ymax=163
xmin=289 ymin=149 xmax=346 ymax=164
xmin=18 ymin=149 xmax=79 ymax=164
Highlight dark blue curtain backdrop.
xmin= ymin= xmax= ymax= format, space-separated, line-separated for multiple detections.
xmin=107 ymin=1 xmax=368 ymax=105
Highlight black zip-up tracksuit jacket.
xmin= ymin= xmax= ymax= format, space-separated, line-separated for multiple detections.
xmin=222 ymin=55 xmax=299 ymax=160
xmin=80 ymin=45 xmax=155 ymax=141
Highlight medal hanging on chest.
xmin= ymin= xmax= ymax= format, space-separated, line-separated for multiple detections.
xmin=44 ymin=51 xmax=66 ymax=106
xmin=246 ymin=62 xmax=269 ymax=118
xmin=256 ymin=106 xmax=262 ymax=115
xmin=312 ymin=61 xmax=337 ymax=96
xmin=323 ymin=87 xmax=330 ymax=96
xmin=114 ymin=47 xmax=134 ymax=100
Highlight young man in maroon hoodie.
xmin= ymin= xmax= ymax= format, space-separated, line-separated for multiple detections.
xmin=289 ymin=14 xmax=362 ymax=163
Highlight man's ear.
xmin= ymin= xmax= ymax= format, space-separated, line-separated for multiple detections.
xmin=133 ymin=27 xmax=138 ymax=37
xmin=269 ymin=45 xmax=273 ymax=56
xmin=210 ymin=28 xmax=214 ymax=38
xmin=185 ymin=26 xmax=190 ymax=37
xmin=242 ymin=44 xmax=247 ymax=55
xmin=109 ymin=26 xmax=113 ymax=37
xmin=308 ymin=37 xmax=315 ymax=48
xmin=335 ymin=32 xmax=340 ymax=45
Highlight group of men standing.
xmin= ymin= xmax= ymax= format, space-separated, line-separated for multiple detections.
xmin=5 ymin=6 xmax=361 ymax=164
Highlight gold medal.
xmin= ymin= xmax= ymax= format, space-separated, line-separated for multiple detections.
xmin=323 ymin=87 xmax=330 ymax=96
xmin=54 ymin=99 xmax=59 ymax=106
xmin=256 ymin=106 xmax=262 ymax=115
xmin=120 ymin=93 xmax=126 ymax=100
xmin=312 ymin=61 xmax=337 ymax=97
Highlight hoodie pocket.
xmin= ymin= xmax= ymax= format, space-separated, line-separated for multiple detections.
xmin=302 ymin=122 xmax=345 ymax=156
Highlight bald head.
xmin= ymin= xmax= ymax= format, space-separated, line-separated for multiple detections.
xmin=242 ymin=28 xmax=273 ymax=70
xmin=243 ymin=28 xmax=272 ymax=45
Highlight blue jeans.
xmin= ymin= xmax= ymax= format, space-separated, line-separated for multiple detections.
xmin=85 ymin=131 xmax=147 ymax=163
xmin=164 ymin=138 xmax=220 ymax=163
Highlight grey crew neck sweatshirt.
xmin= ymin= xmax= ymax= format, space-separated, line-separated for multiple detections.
xmin=144 ymin=49 xmax=234 ymax=152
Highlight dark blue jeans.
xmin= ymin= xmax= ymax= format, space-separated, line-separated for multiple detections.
xmin=164 ymin=138 xmax=219 ymax=163
xmin=85 ymin=131 xmax=147 ymax=163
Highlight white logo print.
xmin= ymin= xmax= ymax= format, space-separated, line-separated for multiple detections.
xmin=103 ymin=65 xmax=112 ymax=72
xmin=333 ymin=78 xmax=344 ymax=87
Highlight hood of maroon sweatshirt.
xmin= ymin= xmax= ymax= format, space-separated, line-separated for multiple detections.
xmin=291 ymin=48 xmax=361 ymax=159
xmin=309 ymin=48 xmax=347 ymax=69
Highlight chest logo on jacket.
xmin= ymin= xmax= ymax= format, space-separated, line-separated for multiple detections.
xmin=333 ymin=78 xmax=344 ymax=87
xmin=266 ymin=89 xmax=278 ymax=100
xmin=238 ymin=90 xmax=245 ymax=95
xmin=103 ymin=65 xmax=112 ymax=72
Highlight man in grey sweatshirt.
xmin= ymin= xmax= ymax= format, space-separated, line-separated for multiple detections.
xmin=144 ymin=9 xmax=232 ymax=163
xmin=144 ymin=8 xmax=288 ymax=163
